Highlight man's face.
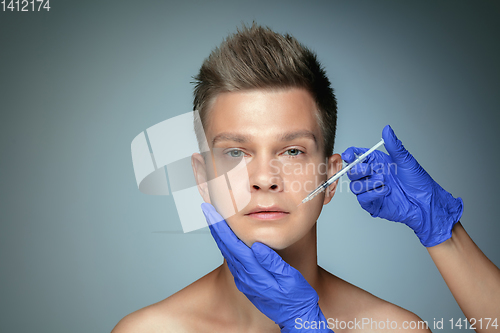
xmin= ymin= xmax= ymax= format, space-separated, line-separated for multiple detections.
xmin=193 ymin=88 xmax=341 ymax=250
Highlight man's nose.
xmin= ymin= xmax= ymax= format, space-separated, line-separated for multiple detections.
xmin=248 ymin=156 xmax=284 ymax=192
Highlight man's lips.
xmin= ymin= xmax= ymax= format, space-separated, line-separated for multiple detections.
xmin=244 ymin=205 xmax=290 ymax=220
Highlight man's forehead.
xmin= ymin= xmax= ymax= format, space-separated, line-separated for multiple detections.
xmin=205 ymin=88 xmax=323 ymax=148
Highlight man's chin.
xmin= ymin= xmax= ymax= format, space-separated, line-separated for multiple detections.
xmin=246 ymin=236 xmax=293 ymax=251
xmin=231 ymin=221 xmax=307 ymax=250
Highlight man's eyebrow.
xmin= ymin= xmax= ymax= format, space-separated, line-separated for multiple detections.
xmin=278 ymin=130 xmax=317 ymax=145
xmin=212 ymin=133 xmax=251 ymax=146
xmin=212 ymin=130 xmax=317 ymax=146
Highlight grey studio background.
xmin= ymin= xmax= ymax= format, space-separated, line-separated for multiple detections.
xmin=1 ymin=0 xmax=499 ymax=332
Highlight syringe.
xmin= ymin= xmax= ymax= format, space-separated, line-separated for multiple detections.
xmin=300 ymin=138 xmax=385 ymax=204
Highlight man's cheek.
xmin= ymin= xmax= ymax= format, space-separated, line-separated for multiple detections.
xmin=283 ymin=174 xmax=319 ymax=196
xmin=285 ymin=161 xmax=327 ymax=193
xmin=207 ymin=180 xmax=236 ymax=221
xmin=303 ymin=180 xmax=316 ymax=193
xmin=226 ymin=160 xmax=251 ymax=212
xmin=207 ymin=157 xmax=251 ymax=218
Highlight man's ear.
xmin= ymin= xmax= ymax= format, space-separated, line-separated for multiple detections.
xmin=323 ymin=153 xmax=343 ymax=205
xmin=191 ymin=152 xmax=211 ymax=204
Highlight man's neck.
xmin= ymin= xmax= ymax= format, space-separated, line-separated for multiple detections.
xmin=215 ymin=225 xmax=321 ymax=328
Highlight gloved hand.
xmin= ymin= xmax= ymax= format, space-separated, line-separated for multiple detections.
xmin=341 ymin=125 xmax=464 ymax=247
xmin=201 ymin=203 xmax=333 ymax=333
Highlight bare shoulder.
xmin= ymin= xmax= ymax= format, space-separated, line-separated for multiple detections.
xmin=111 ymin=267 xmax=223 ymax=333
xmin=111 ymin=301 xmax=182 ymax=333
xmin=362 ymin=300 xmax=431 ymax=333
xmin=319 ymin=268 xmax=431 ymax=333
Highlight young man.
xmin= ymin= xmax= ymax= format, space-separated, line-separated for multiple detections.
xmin=113 ymin=24 xmax=431 ymax=332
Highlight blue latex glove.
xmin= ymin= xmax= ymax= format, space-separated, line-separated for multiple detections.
xmin=201 ymin=203 xmax=333 ymax=333
xmin=341 ymin=125 xmax=464 ymax=247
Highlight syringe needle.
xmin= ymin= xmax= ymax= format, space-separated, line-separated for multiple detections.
xmin=299 ymin=138 xmax=385 ymax=205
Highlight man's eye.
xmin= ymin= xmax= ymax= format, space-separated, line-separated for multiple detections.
xmin=284 ymin=148 xmax=303 ymax=157
xmin=226 ymin=150 xmax=244 ymax=158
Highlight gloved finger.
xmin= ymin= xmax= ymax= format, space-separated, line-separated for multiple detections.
xmin=251 ymin=242 xmax=301 ymax=287
xmin=382 ymin=125 xmax=420 ymax=171
xmin=229 ymin=263 xmax=265 ymax=299
xmin=226 ymin=257 xmax=239 ymax=278
xmin=201 ymin=205 xmax=234 ymax=260
xmin=203 ymin=204 xmax=294 ymax=292
xmin=207 ymin=223 xmax=236 ymax=263
xmin=234 ymin=278 xmax=261 ymax=297
xmin=346 ymin=163 xmax=373 ymax=181
xmin=228 ymin=260 xmax=268 ymax=296
xmin=371 ymin=162 xmax=385 ymax=174
xmin=349 ymin=174 xmax=385 ymax=195
xmin=226 ymin=258 xmax=247 ymax=288
xmin=202 ymin=209 xmax=230 ymax=257
xmin=209 ymin=222 xmax=256 ymax=271
xmin=341 ymin=146 xmax=369 ymax=163
xmin=206 ymin=219 xmax=275 ymax=289
xmin=207 ymin=223 xmax=252 ymax=278
xmin=201 ymin=203 xmax=226 ymax=226
xmin=237 ymin=267 xmax=277 ymax=296
xmin=356 ymin=185 xmax=390 ymax=216
xmin=202 ymin=203 xmax=256 ymax=270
